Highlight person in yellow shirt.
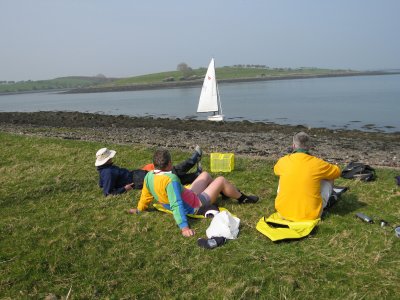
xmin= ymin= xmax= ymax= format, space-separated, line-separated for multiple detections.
xmin=274 ymin=132 xmax=341 ymax=221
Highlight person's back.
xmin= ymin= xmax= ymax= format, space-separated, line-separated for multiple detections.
xmin=98 ymin=164 xmax=133 ymax=195
xmin=274 ymin=132 xmax=340 ymax=221
xmin=138 ymin=151 xmax=192 ymax=232
xmin=274 ymin=152 xmax=340 ymax=221
xmin=138 ymin=170 xmax=182 ymax=209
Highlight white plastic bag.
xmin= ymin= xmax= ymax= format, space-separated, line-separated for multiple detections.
xmin=206 ymin=210 xmax=240 ymax=240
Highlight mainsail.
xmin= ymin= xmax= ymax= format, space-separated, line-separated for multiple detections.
xmin=197 ymin=58 xmax=224 ymax=121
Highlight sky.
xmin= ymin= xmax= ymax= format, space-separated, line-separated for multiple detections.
xmin=1 ymin=0 xmax=399 ymax=81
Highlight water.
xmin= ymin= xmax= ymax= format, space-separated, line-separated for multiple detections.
xmin=1 ymin=74 xmax=399 ymax=132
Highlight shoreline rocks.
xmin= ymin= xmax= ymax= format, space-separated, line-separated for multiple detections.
xmin=0 ymin=111 xmax=399 ymax=168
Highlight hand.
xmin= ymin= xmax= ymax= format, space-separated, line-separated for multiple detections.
xmin=125 ymin=183 xmax=134 ymax=191
xmin=128 ymin=208 xmax=139 ymax=215
xmin=181 ymin=227 xmax=195 ymax=237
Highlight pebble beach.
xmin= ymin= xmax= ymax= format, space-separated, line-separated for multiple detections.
xmin=1 ymin=111 xmax=399 ymax=169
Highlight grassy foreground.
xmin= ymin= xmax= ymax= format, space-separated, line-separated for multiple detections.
xmin=0 ymin=132 xmax=399 ymax=299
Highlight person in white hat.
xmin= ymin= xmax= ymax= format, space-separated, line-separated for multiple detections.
xmin=95 ymin=146 xmax=203 ymax=196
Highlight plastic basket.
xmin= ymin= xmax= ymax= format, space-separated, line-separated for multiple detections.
xmin=210 ymin=153 xmax=234 ymax=172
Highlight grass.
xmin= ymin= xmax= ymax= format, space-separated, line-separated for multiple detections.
xmin=0 ymin=76 xmax=114 ymax=93
xmin=0 ymin=132 xmax=399 ymax=299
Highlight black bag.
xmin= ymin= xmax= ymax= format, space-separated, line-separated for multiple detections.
xmin=341 ymin=162 xmax=376 ymax=181
xmin=131 ymin=169 xmax=148 ymax=189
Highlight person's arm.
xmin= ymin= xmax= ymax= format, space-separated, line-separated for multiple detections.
xmin=137 ymin=181 xmax=154 ymax=212
xmin=167 ymin=181 xmax=194 ymax=237
xmin=320 ymin=160 xmax=341 ymax=180
xmin=104 ymin=180 xmax=127 ymax=196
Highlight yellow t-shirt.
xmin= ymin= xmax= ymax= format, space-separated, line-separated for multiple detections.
xmin=274 ymin=153 xmax=341 ymax=221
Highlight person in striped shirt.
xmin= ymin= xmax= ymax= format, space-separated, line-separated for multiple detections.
xmin=129 ymin=149 xmax=259 ymax=237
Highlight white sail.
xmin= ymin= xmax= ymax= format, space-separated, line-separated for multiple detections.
xmin=197 ymin=58 xmax=224 ymax=121
xmin=197 ymin=58 xmax=219 ymax=112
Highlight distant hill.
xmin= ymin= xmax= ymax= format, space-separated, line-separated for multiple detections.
xmin=103 ymin=66 xmax=356 ymax=86
xmin=68 ymin=67 xmax=395 ymax=94
xmin=2 ymin=66 xmax=396 ymax=94
xmin=0 ymin=76 xmax=116 ymax=94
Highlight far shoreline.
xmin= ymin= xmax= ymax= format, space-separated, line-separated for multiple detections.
xmin=1 ymin=70 xmax=398 ymax=97
xmin=62 ymin=70 xmax=399 ymax=94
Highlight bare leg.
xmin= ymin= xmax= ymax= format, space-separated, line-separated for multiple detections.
xmin=189 ymin=172 xmax=213 ymax=195
xmin=202 ymin=176 xmax=241 ymax=204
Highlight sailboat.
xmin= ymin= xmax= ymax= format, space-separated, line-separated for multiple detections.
xmin=197 ymin=58 xmax=224 ymax=121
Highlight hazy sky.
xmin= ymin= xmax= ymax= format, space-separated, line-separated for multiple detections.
xmin=1 ymin=0 xmax=399 ymax=81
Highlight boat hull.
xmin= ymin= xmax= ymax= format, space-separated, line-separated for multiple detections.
xmin=207 ymin=114 xmax=224 ymax=122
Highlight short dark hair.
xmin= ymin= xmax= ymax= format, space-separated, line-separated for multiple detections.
xmin=153 ymin=149 xmax=171 ymax=170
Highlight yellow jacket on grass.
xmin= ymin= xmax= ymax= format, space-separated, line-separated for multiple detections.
xmin=256 ymin=213 xmax=320 ymax=241
xmin=274 ymin=152 xmax=340 ymax=221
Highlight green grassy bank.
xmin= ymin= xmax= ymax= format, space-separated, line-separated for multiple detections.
xmin=0 ymin=132 xmax=399 ymax=299
xmin=1 ymin=67 xmax=373 ymax=94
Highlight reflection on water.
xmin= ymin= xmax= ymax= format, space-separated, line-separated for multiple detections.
xmin=0 ymin=74 xmax=399 ymax=132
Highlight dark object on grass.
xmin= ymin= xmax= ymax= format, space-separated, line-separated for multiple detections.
xmin=197 ymin=204 xmax=220 ymax=218
xmin=197 ymin=237 xmax=226 ymax=249
xmin=333 ymin=186 xmax=349 ymax=196
xmin=395 ymin=226 xmax=400 ymax=238
xmin=326 ymin=193 xmax=339 ymax=209
xmin=379 ymin=220 xmax=389 ymax=227
xmin=325 ymin=186 xmax=349 ymax=209
xmin=395 ymin=176 xmax=400 ymax=186
xmin=341 ymin=162 xmax=376 ymax=181
xmin=355 ymin=212 xmax=374 ymax=223
xmin=238 ymin=194 xmax=259 ymax=204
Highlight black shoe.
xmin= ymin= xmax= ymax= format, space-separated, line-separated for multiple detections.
xmin=195 ymin=145 xmax=202 ymax=157
xmin=197 ymin=236 xmax=226 ymax=249
xmin=238 ymin=195 xmax=259 ymax=204
xmin=326 ymin=193 xmax=339 ymax=209
xmin=197 ymin=204 xmax=219 ymax=217
xmin=191 ymin=145 xmax=202 ymax=163
xmin=333 ymin=186 xmax=349 ymax=197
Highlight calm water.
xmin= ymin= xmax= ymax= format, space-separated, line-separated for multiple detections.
xmin=1 ymin=74 xmax=399 ymax=132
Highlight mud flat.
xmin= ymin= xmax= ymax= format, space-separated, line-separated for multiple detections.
xmin=0 ymin=111 xmax=399 ymax=168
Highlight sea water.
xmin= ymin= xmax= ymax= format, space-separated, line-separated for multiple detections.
xmin=0 ymin=74 xmax=399 ymax=132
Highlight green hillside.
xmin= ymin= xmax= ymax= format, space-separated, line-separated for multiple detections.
xmin=0 ymin=66 xmax=356 ymax=94
xmin=0 ymin=76 xmax=115 ymax=93
xmin=106 ymin=66 xmax=353 ymax=86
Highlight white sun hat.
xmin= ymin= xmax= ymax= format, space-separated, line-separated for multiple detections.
xmin=95 ymin=148 xmax=116 ymax=166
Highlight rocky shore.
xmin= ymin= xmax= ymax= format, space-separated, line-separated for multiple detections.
xmin=0 ymin=111 xmax=399 ymax=168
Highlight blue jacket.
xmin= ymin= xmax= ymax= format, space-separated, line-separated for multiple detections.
xmin=97 ymin=164 xmax=133 ymax=196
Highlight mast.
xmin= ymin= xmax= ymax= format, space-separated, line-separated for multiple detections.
xmin=216 ymin=75 xmax=223 ymax=115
